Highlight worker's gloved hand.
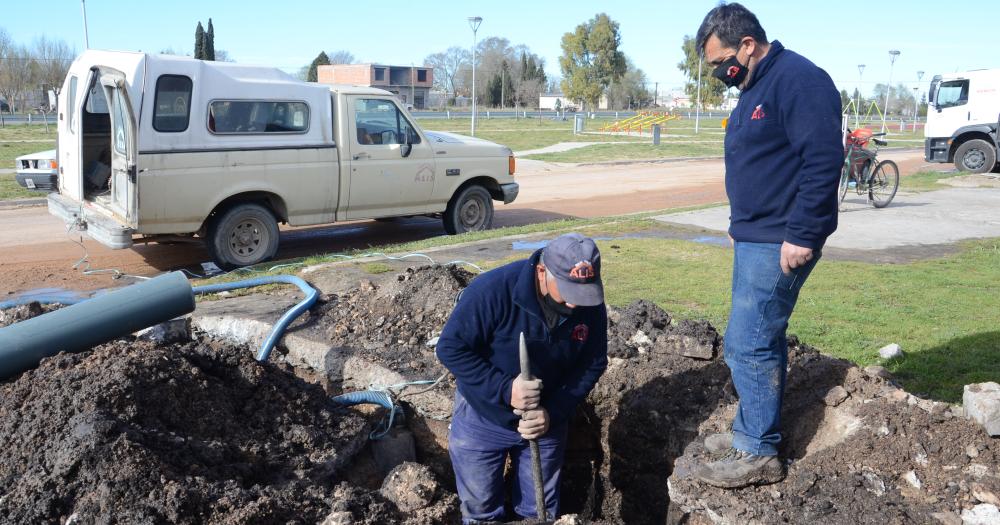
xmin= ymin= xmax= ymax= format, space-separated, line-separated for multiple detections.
xmin=511 ymin=376 xmax=543 ymax=410
xmin=514 ymin=407 xmax=550 ymax=440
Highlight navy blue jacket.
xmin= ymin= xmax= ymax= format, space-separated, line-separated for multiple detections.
xmin=724 ymin=41 xmax=842 ymax=249
xmin=436 ymin=250 xmax=608 ymax=429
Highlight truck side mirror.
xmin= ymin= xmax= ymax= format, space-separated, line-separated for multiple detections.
xmin=400 ymin=131 xmax=413 ymax=158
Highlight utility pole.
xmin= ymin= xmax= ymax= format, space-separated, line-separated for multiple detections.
xmin=856 ymin=64 xmax=865 ymax=128
xmin=468 ymin=16 xmax=483 ymax=137
xmin=410 ymin=63 xmax=415 ymax=108
xmin=654 ymin=81 xmax=659 ymax=107
xmin=913 ymin=70 xmax=924 ymax=130
xmin=81 ymin=0 xmax=90 ymax=49
xmin=695 ymin=57 xmax=702 ymax=134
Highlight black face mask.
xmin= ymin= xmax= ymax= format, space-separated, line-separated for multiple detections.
xmin=712 ymin=53 xmax=749 ymax=89
xmin=543 ymin=293 xmax=575 ymax=317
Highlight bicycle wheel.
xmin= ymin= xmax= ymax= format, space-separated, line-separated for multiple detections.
xmin=838 ymin=166 xmax=851 ymax=206
xmin=869 ymin=160 xmax=899 ymax=208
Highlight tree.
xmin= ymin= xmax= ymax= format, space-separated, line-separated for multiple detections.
xmin=839 ymin=89 xmax=851 ymax=110
xmin=205 ymin=19 xmax=215 ymax=61
xmin=606 ymin=60 xmax=652 ymax=110
xmin=424 ymin=46 xmax=470 ymax=99
xmin=559 ymin=13 xmax=626 ymax=110
xmin=194 ymin=22 xmax=205 ymax=60
xmin=677 ymin=35 xmax=725 ymax=109
xmin=306 ymin=51 xmax=330 ymax=82
xmin=0 ymin=43 xmax=37 ymax=113
xmin=32 ymin=36 xmax=75 ymax=103
xmin=327 ymin=50 xmax=354 ymax=65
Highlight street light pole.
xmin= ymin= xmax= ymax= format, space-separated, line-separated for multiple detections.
xmin=81 ymin=0 xmax=90 ymax=49
xmin=856 ymin=64 xmax=865 ymax=128
xmin=695 ymin=56 xmax=702 ymax=134
xmin=468 ymin=16 xmax=483 ymax=137
xmin=913 ymin=70 xmax=924 ymax=131
xmin=882 ymin=50 xmax=900 ymax=133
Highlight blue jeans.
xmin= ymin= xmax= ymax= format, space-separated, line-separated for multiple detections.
xmin=725 ymin=241 xmax=821 ymax=457
xmin=448 ymin=391 xmax=568 ymax=523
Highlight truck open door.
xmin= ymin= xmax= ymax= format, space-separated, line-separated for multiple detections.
xmin=99 ymin=67 xmax=139 ymax=228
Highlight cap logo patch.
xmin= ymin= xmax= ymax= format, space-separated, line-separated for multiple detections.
xmin=568 ymin=261 xmax=595 ymax=281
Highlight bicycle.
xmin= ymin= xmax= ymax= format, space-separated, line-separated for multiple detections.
xmin=839 ymin=128 xmax=899 ymax=208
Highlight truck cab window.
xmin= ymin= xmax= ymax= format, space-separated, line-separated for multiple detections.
xmin=354 ymin=98 xmax=421 ymax=146
xmin=153 ymin=75 xmax=193 ymax=132
xmin=936 ymin=80 xmax=969 ymax=109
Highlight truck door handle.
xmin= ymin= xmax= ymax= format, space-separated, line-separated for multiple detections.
xmin=353 ymin=152 xmax=370 ymax=160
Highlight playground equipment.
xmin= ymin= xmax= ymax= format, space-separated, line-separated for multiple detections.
xmin=601 ymin=111 xmax=681 ymax=135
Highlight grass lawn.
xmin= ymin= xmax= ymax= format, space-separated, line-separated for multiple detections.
xmin=524 ymin=142 xmax=724 ymax=163
xmin=0 ymin=125 xmax=57 ymax=141
xmin=902 ymin=169 xmax=977 ymax=191
xmin=0 ymin=141 xmax=54 ymax=168
xmin=0 ymin=173 xmax=43 ymax=200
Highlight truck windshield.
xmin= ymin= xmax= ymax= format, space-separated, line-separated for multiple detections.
xmin=936 ymin=80 xmax=969 ymax=109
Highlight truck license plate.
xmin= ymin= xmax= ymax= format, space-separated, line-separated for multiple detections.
xmin=25 ymin=178 xmax=36 ymax=189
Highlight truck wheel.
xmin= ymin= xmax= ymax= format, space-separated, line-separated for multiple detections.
xmin=207 ymin=203 xmax=280 ymax=270
xmin=443 ymin=184 xmax=494 ymax=235
xmin=954 ymin=139 xmax=997 ymax=174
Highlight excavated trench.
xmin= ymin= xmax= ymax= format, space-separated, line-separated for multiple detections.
xmin=0 ymin=265 xmax=997 ymax=524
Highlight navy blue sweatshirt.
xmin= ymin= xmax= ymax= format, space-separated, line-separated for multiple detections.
xmin=724 ymin=41 xmax=842 ymax=249
xmin=436 ymin=250 xmax=608 ymax=430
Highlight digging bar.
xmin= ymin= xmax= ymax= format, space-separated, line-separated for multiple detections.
xmin=519 ymin=331 xmax=548 ymax=521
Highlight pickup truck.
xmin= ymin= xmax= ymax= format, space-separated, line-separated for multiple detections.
xmin=47 ymin=50 xmax=518 ymax=269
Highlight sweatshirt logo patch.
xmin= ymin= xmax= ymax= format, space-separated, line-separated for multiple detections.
xmin=751 ymin=104 xmax=766 ymax=120
xmin=571 ymin=324 xmax=589 ymax=343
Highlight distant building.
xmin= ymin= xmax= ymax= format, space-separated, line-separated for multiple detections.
xmin=538 ymin=93 xmax=609 ymax=111
xmin=317 ymin=64 xmax=433 ymax=109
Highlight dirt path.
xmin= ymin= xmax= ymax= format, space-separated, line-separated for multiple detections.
xmin=0 ymin=150 xmax=928 ymax=295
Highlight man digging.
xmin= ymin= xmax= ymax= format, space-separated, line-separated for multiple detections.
xmin=436 ymin=233 xmax=609 ymax=522
xmin=692 ymin=3 xmax=842 ymax=488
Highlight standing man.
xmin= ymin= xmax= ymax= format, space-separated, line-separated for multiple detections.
xmin=691 ymin=3 xmax=843 ymax=488
xmin=436 ymin=233 xmax=608 ymax=522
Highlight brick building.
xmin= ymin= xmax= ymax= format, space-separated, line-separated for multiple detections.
xmin=317 ymin=64 xmax=433 ymax=109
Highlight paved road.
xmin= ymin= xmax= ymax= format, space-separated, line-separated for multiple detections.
xmin=0 ymin=149 xmax=928 ymax=295
xmin=657 ymin=186 xmax=1000 ymax=251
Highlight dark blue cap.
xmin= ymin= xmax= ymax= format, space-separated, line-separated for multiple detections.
xmin=540 ymin=233 xmax=604 ymax=307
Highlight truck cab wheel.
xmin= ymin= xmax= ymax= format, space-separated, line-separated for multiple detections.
xmin=443 ymin=184 xmax=494 ymax=235
xmin=954 ymin=139 xmax=997 ymax=174
xmin=207 ymin=203 xmax=280 ymax=270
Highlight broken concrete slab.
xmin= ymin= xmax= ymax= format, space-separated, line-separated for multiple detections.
xmin=135 ymin=317 xmax=191 ymax=344
xmin=962 ymin=503 xmax=1000 ymax=525
xmin=963 ymin=382 xmax=1000 ymax=437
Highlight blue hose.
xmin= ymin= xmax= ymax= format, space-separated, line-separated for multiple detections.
xmin=192 ymin=275 xmax=318 ymax=362
xmin=333 ymin=390 xmax=402 ymax=439
xmin=0 ymin=295 xmax=86 ymax=310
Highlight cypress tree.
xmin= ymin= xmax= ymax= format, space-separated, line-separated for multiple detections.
xmin=194 ymin=22 xmax=205 ymax=59
xmin=205 ymin=19 xmax=216 ymax=61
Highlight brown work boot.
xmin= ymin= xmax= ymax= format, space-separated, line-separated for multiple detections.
xmin=694 ymin=448 xmax=786 ymax=489
xmin=703 ymin=432 xmax=733 ymax=455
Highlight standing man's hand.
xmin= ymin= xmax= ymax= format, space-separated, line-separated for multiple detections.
xmin=511 ymin=376 xmax=542 ymax=410
xmin=780 ymin=241 xmax=813 ymax=275
xmin=514 ymin=407 xmax=550 ymax=440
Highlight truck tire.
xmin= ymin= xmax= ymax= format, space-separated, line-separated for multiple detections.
xmin=207 ymin=203 xmax=280 ymax=270
xmin=443 ymin=184 xmax=494 ymax=235
xmin=954 ymin=139 xmax=997 ymax=174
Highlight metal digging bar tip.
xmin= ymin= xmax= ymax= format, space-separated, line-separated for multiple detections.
xmin=519 ymin=331 xmax=548 ymax=521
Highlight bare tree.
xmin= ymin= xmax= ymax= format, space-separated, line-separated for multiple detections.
xmin=33 ymin=36 xmax=75 ymax=99
xmin=424 ymin=46 xmax=470 ymax=98
xmin=328 ymin=50 xmax=355 ymax=65
xmin=0 ymin=43 xmax=37 ymax=114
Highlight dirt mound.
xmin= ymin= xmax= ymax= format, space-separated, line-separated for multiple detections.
xmin=0 ymin=337 xmax=371 ymax=524
xmin=0 ymin=301 xmax=62 ymax=328
xmin=316 ymin=265 xmax=474 ymax=376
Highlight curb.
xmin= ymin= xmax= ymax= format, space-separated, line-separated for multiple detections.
xmin=0 ymin=197 xmax=46 ymax=210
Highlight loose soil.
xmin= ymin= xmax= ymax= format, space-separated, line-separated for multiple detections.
xmin=2 ymin=257 xmax=996 ymax=524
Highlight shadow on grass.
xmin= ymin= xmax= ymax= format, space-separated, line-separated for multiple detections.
xmin=889 ymin=331 xmax=1000 ymax=403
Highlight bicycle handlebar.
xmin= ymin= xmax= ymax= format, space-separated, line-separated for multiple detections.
xmin=873 ymin=139 xmax=888 ymax=146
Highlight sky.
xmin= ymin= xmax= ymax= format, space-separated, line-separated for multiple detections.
xmin=4 ymin=0 xmax=999 ymax=97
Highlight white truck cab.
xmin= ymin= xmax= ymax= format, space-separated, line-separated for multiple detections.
xmin=925 ymin=68 xmax=1000 ymax=173
xmin=48 ymin=50 xmax=518 ymax=268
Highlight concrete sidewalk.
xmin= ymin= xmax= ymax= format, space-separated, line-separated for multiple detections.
xmin=654 ymin=188 xmax=1000 ymax=250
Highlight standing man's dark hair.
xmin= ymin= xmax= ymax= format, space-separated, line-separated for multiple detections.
xmin=695 ymin=2 xmax=768 ymax=55
xmin=688 ymin=2 xmax=844 ymax=490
